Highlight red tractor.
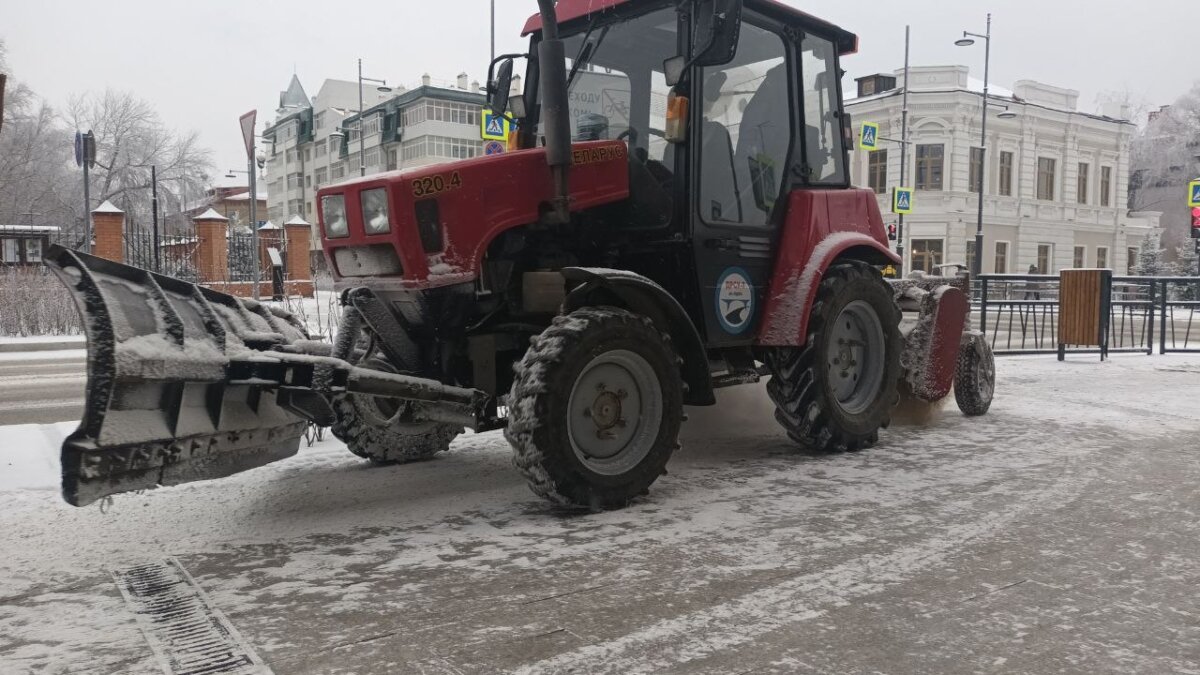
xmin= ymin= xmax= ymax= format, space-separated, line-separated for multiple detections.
xmin=47 ymin=0 xmax=994 ymax=509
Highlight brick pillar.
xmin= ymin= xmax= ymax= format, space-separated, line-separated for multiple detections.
xmin=284 ymin=217 xmax=314 ymax=298
xmin=193 ymin=208 xmax=229 ymax=283
xmin=283 ymin=218 xmax=313 ymax=283
xmin=91 ymin=201 xmax=125 ymax=263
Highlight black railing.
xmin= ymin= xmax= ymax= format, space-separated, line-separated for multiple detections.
xmin=227 ymin=234 xmax=261 ymax=282
xmin=125 ymin=232 xmax=199 ymax=280
xmin=977 ymin=274 xmax=1200 ymax=356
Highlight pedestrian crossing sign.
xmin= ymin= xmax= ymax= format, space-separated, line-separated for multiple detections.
xmin=893 ymin=187 xmax=913 ymax=214
xmin=860 ymin=122 xmax=880 ymax=151
xmin=1189 ymin=180 xmax=1200 ymax=208
xmin=481 ymin=109 xmax=509 ymax=142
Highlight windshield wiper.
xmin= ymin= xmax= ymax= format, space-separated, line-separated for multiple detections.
xmin=566 ymin=24 xmax=611 ymax=90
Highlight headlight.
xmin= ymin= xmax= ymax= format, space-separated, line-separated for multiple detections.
xmin=360 ymin=188 xmax=391 ymax=234
xmin=322 ymin=195 xmax=348 ymax=238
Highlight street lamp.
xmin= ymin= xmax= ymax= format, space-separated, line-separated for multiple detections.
xmin=356 ymin=59 xmax=392 ymax=177
xmin=956 ymin=13 xmax=993 ymax=281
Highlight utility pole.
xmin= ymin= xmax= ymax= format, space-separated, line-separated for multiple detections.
xmin=491 ymin=0 xmax=496 ymax=63
xmin=897 ymin=26 xmax=911 ymax=276
xmin=358 ymin=58 xmax=366 ymax=177
xmin=151 ymin=165 xmax=160 ymax=272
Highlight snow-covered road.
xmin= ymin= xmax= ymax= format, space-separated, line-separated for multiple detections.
xmin=2 ymin=354 xmax=1199 ymax=674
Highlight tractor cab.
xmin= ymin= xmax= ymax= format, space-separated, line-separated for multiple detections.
xmin=495 ymin=0 xmax=865 ymax=347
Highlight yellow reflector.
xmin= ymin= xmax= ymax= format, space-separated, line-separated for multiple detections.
xmin=665 ymin=92 xmax=689 ymax=144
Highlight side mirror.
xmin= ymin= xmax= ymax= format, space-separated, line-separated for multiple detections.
xmin=663 ymin=56 xmax=686 ymax=88
xmin=487 ymin=57 xmax=514 ymax=115
xmin=693 ymin=0 xmax=742 ymax=67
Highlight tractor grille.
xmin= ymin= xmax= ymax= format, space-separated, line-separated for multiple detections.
xmin=112 ymin=558 xmax=271 ymax=675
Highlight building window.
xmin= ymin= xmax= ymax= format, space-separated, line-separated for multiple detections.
xmin=998 ymin=151 xmax=1014 ymax=196
xmin=1127 ymin=247 xmax=1139 ymax=274
xmin=1037 ymin=157 xmax=1056 ymax=201
xmin=402 ymin=135 xmax=484 ymax=162
xmin=285 ymin=148 xmax=297 ymax=164
xmin=915 ymin=144 xmax=943 ymax=191
xmin=305 ymin=174 xmax=312 ymax=188
xmin=307 ymin=201 xmax=313 ymax=216
xmin=910 ymin=239 xmax=944 ymax=274
xmin=994 ymin=241 xmax=1009 ymax=273
xmin=314 ymin=112 xmax=325 ymax=130
xmin=1100 ymin=166 xmax=1113 ymax=207
xmin=1077 ymin=163 xmax=1089 ymax=204
xmin=1037 ymin=244 xmax=1053 ymax=274
xmin=314 ymin=167 xmax=327 ymax=186
xmin=1096 ymin=246 xmax=1109 ymax=269
xmin=315 ymin=140 xmax=326 ymax=158
xmin=1 ymin=238 xmax=19 ymax=263
xmin=286 ymin=172 xmax=303 ymax=190
xmin=387 ymin=149 xmax=398 ymax=171
xmin=329 ymin=137 xmax=341 ymax=154
xmin=406 ymin=100 xmax=481 ymax=127
xmin=968 ymin=146 xmax=984 ymax=193
xmin=364 ymin=148 xmax=381 ymax=167
xmin=868 ymin=149 xmax=887 ymax=194
xmin=288 ymin=199 xmax=304 ymax=218
xmin=966 ymin=240 xmax=977 ymax=274
xmin=362 ymin=115 xmax=382 ymax=136
xmin=304 ymin=148 xmax=311 ymax=163
xmin=331 ymin=162 xmax=346 ymax=180
xmin=1073 ymin=245 xmax=1086 ymax=268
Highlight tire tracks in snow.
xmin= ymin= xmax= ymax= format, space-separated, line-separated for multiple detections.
xmin=512 ymin=446 xmax=1098 ymax=675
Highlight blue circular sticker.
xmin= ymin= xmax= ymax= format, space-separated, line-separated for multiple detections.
xmin=715 ymin=267 xmax=754 ymax=335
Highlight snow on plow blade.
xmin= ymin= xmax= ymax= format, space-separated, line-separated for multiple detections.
xmin=46 ymin=246 xmax=310 ymax=507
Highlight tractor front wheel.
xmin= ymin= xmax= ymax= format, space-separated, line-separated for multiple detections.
xmin=505 ymin=306 xmax=683 ymax=509
xmin=765 ymin=261 xmax=902 ymax=452
xmin=330 ymin=325 xmax=460 ymax=465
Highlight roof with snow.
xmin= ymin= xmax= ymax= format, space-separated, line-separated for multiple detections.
xmin=194 ymin=208 xmax=229 ymax=222
xmin=284 ymin=215 xmax=310 ymax=226
xmin=0 ymin=224 xmax=61 ymax=233
xmin=225 ymin=190 xmax=268 ymax=202
xmin=258 ymin=221 xmax=280 ymax=230
xmin=279 ymin=74 xmax=310 ymax=111
xmin=92 ymin=200 xmax=123 ymax=214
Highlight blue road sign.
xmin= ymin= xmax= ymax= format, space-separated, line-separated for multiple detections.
xmin=481 ymin=109 xmax=509 ymax=141
xmin=893 ymin=187 xmax=913 ymax=214
xmin=860 ymin=123 xmax=880 ymax=151
xmin=485 ymin=140 xmax=506 ymax=155
xmin=1190 ymin=181 xmax=1200 ymax=208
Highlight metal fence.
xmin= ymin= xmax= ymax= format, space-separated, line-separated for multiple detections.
xmin=977 ymin=274 xmax=1200 ymax=356
xmin=227 ymin=234 xmax=261 ymax=282
xmin=125 ymin=232 xmax=200 ymax=280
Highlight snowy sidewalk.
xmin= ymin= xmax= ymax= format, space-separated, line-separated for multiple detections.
xmin=2 ymin=354 xmax=1199 ymax=673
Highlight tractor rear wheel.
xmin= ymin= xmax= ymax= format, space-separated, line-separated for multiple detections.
xmin=330 ymin=326 xmax=460 ymax=465
xmin=765 ymin=261 xmax=902 ymax=452
xmin=505 ymin=306 xmax=683 ymax=509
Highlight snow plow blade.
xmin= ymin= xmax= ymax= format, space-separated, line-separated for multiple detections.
xmin=46 ymin=246 xmax=491 ymax=507
xmin=890 ymin=274 xmax=971 ymax=403
xmin=46 ymin=246 xmax=312 ymax=507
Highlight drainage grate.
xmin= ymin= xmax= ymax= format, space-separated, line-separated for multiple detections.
xmin=113 ymin=558 xmax=271 ymax=675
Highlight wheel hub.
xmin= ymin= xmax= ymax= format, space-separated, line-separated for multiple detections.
xmin=566 ymin=350 xmax=663 ymax=474
xmin=826 ymin=300 xmax=886 ymax=415
xmin=587 ymin=387 xmax=627 ymax=439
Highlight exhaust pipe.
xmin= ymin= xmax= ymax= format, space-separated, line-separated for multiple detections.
xmin=537 ymin=0 xmax=572 ymax=224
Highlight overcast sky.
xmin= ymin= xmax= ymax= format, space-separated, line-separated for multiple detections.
xmin=4 ymin=0 xmax=1194 ymax=176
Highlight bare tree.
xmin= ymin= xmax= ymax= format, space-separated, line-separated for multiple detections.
xmin=0 ymin=40 xmax=76 ymax=233
xmin=67 ymin=89 xmax=212 ymax=236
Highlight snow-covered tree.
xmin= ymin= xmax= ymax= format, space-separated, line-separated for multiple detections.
xmin=1135 ymin=233 xmax=1170 ymax=276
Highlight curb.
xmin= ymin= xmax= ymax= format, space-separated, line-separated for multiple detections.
xmin=0 ymin=339 xmax=86 ymax=354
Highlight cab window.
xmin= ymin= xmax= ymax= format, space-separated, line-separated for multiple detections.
xmin=800 ymin=34 xmax=846 ymax=184
xmin=696 ymin=22 xmax=791 ymax=227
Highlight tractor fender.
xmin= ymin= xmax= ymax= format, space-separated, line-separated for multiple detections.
xmin=757 ymin=233 xmax=900 ymax=347
xmin=562 ymin=267 xmax=715 ymax=406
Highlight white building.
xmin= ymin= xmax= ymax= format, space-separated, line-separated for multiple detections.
xmin=261 ymin=73 xmax=489 ymax=263
xmin=847 ymin=65 xmax=1160 ymax=275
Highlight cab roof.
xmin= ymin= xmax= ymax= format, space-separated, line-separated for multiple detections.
xmin=521 ymin=0 xmax=858 ymax=54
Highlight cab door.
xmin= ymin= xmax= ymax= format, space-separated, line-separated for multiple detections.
xmin=689 ymin=16 xmax=797 ymax=347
